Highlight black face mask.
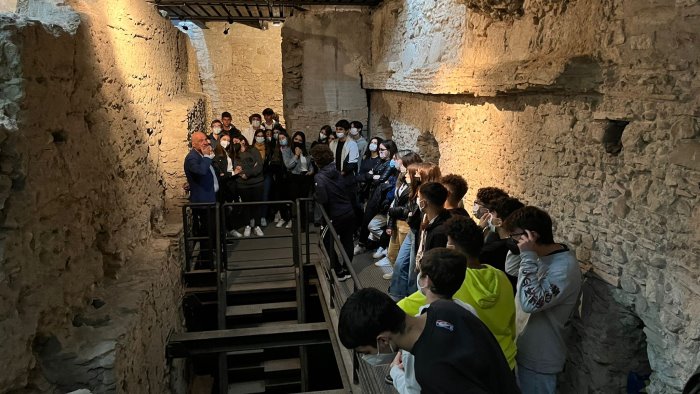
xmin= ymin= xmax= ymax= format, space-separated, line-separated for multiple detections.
xmin=293 ymin=142 xmax=304 ymax=150
xmin=505 ymin=238 xmax=520 ymax=255
xmin=232 ymin=143 xmax=242 ymax=152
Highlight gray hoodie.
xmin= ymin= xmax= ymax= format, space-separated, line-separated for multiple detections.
xmin=507 ymin=246 xmax=581 ymax=373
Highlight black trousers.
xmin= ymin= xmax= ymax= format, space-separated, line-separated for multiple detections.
xmin=287 ymin=173 xmax=312 ymax=225
xmin=324 ymin=211 xmax=356 ymax=273
xmin=238 ymin=183 xmax=264 ymax=227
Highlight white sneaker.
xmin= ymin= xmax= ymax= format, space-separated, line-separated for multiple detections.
xmin=228 ymin=229 xmax=243 ymax=238
xmin=372 ymin=247 xmax=386 ymax=259
xmin=274 ymin=212 xmax=282 ymax=222
xmin=260 ymin=218 xmax=267 ymax=227
xmin=379 ymin=265 xmax=393 ymax=274
xmin=374 ymin=257 xmax=391 ymax=267
xmin=243 ymin=226 xmax=251 ymax=237
xmin=353 ymin=245 xmax=366 ymax=256
xmin=254 ymin=226 xmax=264 ymax=236
xmin=285 ymin=220 xmax=293 ymax=229
xmin=382 ymin=272 xmax=393 ymax=280
xmin=276 ymin=220 xmax=285 ymax=228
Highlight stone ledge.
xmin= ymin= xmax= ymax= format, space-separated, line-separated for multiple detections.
xmin=33 ymin=231 xmax=185 ymax=393
xmin=364 ymin=55 xmax=603 ymax=96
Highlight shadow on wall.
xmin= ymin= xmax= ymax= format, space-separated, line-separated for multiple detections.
xmin=0 ymin=1 xmax=198 ymax=391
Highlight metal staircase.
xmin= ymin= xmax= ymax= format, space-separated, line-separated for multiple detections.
xmin=168 ymin=200 xmax=349 ymax=393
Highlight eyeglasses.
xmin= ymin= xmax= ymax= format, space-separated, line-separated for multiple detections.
xmin=509 ymin=232 xmax=526 ymax=240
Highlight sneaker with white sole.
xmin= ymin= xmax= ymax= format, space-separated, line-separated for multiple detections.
xmin=254 ymin=226 xmax=264 ymax=236
xmin=335 ymin=268 xmax=351 ymax=282
xmin=260 ymin=218 xmax=267 ymax=227
xmin=276 ymin=220 xmax=285 ymax=228
xmin=382 ymin=272 xmax=393 ymax=280
xmin=374 ymin=257 xmax=391 ymax=267
xmin=285 ymin=220 xmax=293 ymax=229
xmin=353 ymin=244 xmax=366 ymax=256
xmin=379 ymin=265 xmax=392 ymax=274
xmin=243 ymin=226 xmax=251 ymax=237
xmin=372 ymin=247 xmax=386 ymax=259
xmin=228 ymin=229 xmax=243 ymax=238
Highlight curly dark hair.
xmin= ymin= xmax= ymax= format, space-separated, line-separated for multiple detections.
xmin=501 ymin=206 xmax=554 ymax=244
xmin=310 ymin=144 xmax=334 ymax=168
xmin=419 ymin=248 xmax=467 ymax=298
xmin=335 ymin=119 xmax=351 ymax=130
xmin=490 ymin=197 xmax=525 ymax=221
xmin=441 ymin=174 xmax=468 ymax=203
xmin=444 ymin=215 xmax=484 ymax=258
xmin=476 ymin=187 xmax=509 ymax=208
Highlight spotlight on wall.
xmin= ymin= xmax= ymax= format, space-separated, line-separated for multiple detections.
xmin=224 ymin=27 xmax=229 ymax=35
xmin=181 ymin=23 xmax=189 ymax=31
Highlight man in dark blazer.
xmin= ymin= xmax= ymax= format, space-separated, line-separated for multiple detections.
xmin=184 ymin=131 xmax=219 ymax=268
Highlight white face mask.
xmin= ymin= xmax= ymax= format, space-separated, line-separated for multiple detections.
xmin=417 ymin=196 xmax=426 ymax=211
xmin=361 ymin=340 xmax=396 ymax=366
xmin=369 ymin=143 xmax=378 ymax=152
xmin=212 ymin=127 xmax=221 ymax=135
xmin=472 ymin=203 xmax=480 ymax=217
xmin=255 ymin=136 xmax=265 ymax=144
xmin=349 ymin=127 xmax=359 ymax=136
xmin=279 ymin=138 xmax=288 ymax=146
xmin=319 ymin=133 xmax=327 ymax=140
xmin=487 ymin=217 xmax=497 ymax=233
xmin=417 ymin=272 xmax=427 ymax=295
xmin=336 ymin=132 xmax=345 ymax=139
xmin=220 ymin=140 xmax=230 ymax=149
xmin=252 ymin=120 xmax=261 ymax=128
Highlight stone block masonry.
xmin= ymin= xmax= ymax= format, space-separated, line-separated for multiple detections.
xmin=368 ymin=0 xmax=700 ymax=392
xmin=281 ymin=8 xmax=370 ymax=134
xmin=186 ymin=22 xmax=284 ymax=130
xmin=0 ymin=0 xmax=202 ymax=391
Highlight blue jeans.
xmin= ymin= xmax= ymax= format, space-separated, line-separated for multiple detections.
xmin=406 ymin=229 xmax=418 ymax=293
xmin=389 ymin=231 xmax=414 ymax=300
xmin=517 ymin=364 xmax=557 ymax=394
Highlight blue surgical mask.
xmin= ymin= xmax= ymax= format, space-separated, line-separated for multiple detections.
xmin=360 ymin=340 xmax=396 ymax=366
xmin=279 ymin=139 xmax=288 ymax=146
xmin=389 ymin=159 xmax=396 ymax=168
xmin=369 ymin=143 xmax=378 ymax=152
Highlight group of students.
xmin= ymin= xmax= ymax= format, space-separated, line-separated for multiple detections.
xmin=312 ymin=147 xmax=582 ymax=393
xmin=186 ymin=114 xmax=583 ymax=392
xmin=202 ymin=109 xmax=318 ymax=237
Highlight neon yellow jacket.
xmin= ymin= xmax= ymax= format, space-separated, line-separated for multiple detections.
xmin=397 ymin=264 xmax=517 ymax=369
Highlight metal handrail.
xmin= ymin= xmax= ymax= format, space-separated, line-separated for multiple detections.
xmin=298 ymin=198 xmax=364 ymax=386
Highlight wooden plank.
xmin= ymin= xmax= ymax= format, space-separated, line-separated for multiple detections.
xmin=228 ymin=279 xmax=297 ymax=293
xmin=264 ymin=358 xmax=301 ymax=372
xmin=226 ymin=301 xmax=297 ymax=317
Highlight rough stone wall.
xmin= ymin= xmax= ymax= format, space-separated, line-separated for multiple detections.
xmin=0 ymin=0 xmax=202 ymax=391
xmin=186 ymin=22 xmax=284 ymax=129
xmin=368 ymin=0 xmax=700 ymax=392
xmin=281 ymin=8 xmax=370 ymax=134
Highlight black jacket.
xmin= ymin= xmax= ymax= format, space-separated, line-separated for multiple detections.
xmin=387 ymin=183 xmax=411 ymax=229
xmin=314 ymin=163 xmax=354 ymax=219
xmin=417 ymin=210 xmax=452 ymax=253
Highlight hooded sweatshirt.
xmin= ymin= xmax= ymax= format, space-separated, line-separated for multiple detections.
xmin=313 ymin=162 xmax=354 ymax=219
xmin=398 ymin=263 xmax=517 ymax=370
